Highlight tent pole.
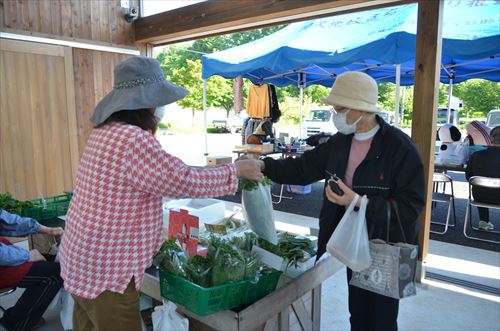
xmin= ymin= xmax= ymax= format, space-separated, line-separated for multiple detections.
xmin=446 ymin=78 xmax=453 ymax=124
xmin=394 ymin=64 xmax=401 ymax=127
xmin=203 ymin=79 xmax=208 ymax=160
xmin=401 ymin=86 xmax=406 ymax=125
xmin=299 ymin=86 xmax=303 ymax=139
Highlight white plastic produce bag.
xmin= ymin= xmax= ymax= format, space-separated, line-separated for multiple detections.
xmin=152 ymin=300 xmax=188 ymax=331
xmin=326 ymin=195 xmax=372 ymax=271
xmin=241 ymin=182 xmax=278 ymax=244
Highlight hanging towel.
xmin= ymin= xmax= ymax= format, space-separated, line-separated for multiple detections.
xmin=247 ymin=84 xmax=270 ymax=119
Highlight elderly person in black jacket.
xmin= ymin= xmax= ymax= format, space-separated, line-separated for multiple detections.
xmin=258 ymin=71 xmax=425 ymax=331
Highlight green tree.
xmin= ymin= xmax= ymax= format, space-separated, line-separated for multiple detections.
xmin=453 ymin=79 xmax=500 ymax=118
xmin=156 ymin=26 xmax=286 ymax=117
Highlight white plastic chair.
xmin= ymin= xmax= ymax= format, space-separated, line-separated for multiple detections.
xmin=430 ymin=173 xmax=456 ymax=234
xmin=463 ymin=176 xmax=500 ymax=244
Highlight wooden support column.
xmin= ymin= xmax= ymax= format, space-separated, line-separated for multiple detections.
xmin=411 ymin=0 xmax=443 ymax=272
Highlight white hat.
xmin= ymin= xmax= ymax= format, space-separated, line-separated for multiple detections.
xmin=321 ymin=71 xmax=379 ymax=113
xmin=90 ymin=56 xmax=188 ymax=125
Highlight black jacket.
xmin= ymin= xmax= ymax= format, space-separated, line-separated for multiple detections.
xmin=465 ymin=146 xmax=500 ymax=204
xmin=263 ymin=117 xmax=425 ymax=258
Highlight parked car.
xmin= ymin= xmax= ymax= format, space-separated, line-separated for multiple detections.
xmin=301 ymin=107 xmax=337 ymax=137
xmin=486 ymin=109 xmax=500 ymax=128
xmin=437 ymin=107 xmax=460 ymax=126
xmin=378 ymin=111 xmax=394 ymax=124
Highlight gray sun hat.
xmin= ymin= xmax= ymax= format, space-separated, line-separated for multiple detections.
xmin=90 ymin=56 xmax=189 ymax=125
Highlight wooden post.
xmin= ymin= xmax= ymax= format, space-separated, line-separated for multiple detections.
xmin=411 ymin=0 xmax=443 ymax=272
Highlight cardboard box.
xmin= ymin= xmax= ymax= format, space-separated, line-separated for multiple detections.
xmin=252 ymin=245 xmax=316 ymax=278
xmin=235 ymin=143 xmax=274 ymax=153
xmin=207 ymin=156 xmax=232 ymax=166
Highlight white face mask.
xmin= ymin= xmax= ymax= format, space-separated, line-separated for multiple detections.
xmin=154 ymin=106 xmax=165 ymax=122
xmin=331 ymin=108 xmax=363 ymax=135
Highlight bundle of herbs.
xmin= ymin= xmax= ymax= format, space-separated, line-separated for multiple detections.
xmin=208 ymin=233 xmax=261 ymax=286
xmin=258 ymin=233 xmax=316 ymax=268
xmin=185 ymin=255 xmax=212 ymax=287
xmin=153 ymin=238 xmax=187 ymax=277
xmin=0 ymin=193 xmax=34 ymax=215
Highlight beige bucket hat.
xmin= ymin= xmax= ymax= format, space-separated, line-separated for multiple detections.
xmin=321 ymin=71 xmax=379 ymax=113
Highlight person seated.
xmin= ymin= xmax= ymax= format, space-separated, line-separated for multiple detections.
xmin=466 ymin=120 xmax=492 ymax=146
xmin=0 ymin=209 xmax=64 ymax=331
xmin=465 ymin=126 xmax=500 ymax=231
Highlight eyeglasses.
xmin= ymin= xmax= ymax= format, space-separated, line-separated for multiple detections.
xmin=330 ymin=106 xmax=350 ymax=114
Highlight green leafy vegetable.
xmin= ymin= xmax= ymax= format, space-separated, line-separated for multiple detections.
xmin=258 ymin=233 xmax=316 ymax=268
xmin=186 ymin=255 xmax=212 ymax=287
xmin=238 ymin=176 xmax=272 ymax=191
xmin=0 ymin=193 xmax=34 ymax=215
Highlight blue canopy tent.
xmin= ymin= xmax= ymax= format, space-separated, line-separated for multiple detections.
xmin=202 ymin=2 xmax=500 ymax=86
xmin=200 ymin=1 xmax=499 ymax=143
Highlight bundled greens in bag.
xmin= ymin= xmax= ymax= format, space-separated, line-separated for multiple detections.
xmin=240 ymin=178 xmax=278 ymax=244
xmin=208 ymin=234 xmax=261 ymax=286
xmin=185 ymin=255 xmax=212 ymax=287
xmin=153 ymin=238 xmax=187 ymax=277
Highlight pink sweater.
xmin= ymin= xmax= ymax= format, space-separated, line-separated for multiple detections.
xmin=60 ymin=122 xmax=237 ymax=299
xmin=344 ymin=137 xmax=374 ymax=188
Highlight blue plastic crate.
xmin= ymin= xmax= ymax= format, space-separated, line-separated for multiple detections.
xmin=287 ymin=184 xmax=312 ymax=195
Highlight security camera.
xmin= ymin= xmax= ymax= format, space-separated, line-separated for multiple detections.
xmin=125 ymin=7 xmax=139 ymax=23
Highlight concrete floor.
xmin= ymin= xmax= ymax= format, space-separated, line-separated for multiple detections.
xmin=2 ymin=206 xmax=499 ymax=331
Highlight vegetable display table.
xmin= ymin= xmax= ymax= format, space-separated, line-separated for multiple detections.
xmin=141 ymin=256 xmax=342 ymax=331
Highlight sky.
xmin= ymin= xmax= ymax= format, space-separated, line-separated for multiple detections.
xmin=142 ymin=0 xmax=206 ymax=17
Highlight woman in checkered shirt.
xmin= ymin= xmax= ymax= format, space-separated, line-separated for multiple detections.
xmin=59 ymin=56 xmax=263 ymax=331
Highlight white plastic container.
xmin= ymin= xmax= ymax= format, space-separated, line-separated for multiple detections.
xmin=163 ymin=199 xmax=225 ymax=230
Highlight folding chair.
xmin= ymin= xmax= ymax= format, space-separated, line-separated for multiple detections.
xmin=430 ymin=172 xmax=456 ymax=234
xmin=271 ymin=183 xmax=293 ymax=204
xmin=463 ymin=176 xmax=500 ymax=244
xmin=0 ymin=287 xmax=17 ymax=317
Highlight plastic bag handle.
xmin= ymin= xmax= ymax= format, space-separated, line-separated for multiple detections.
xmin=386 ymin=200 xmax=408 ymax=243
xmin=344 ymin=194 xmax=360 ymax=216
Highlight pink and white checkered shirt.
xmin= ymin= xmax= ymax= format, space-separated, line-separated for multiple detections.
xmin=59 ymin=122 xmax=237 ymax=299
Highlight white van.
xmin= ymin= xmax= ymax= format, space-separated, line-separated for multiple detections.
xmin=437 ymin=107 xmax=460 ymax=126
xmin=486 ymin=109 xmax=500 ymax=128
xmin=301 ymin=107 xmax=337 ymax=137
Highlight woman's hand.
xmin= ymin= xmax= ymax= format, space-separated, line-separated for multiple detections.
xmin=39 ymin=225 xmax=64 ymax=236
xmin=325 ymin=178 xmax=359 ymax=207
xmin=235 ymin=159 xmax=264 ymax=182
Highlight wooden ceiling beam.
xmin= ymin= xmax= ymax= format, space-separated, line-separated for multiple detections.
xmin=135 ymin=0 xmax=415 ymax=45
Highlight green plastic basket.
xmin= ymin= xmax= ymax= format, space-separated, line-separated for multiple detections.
xmin=159 ymin=270 xmax=281 ymax=316
xmin=21 ymin=193 xmax=72 ymax=221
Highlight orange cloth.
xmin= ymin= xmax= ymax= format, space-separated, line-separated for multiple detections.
xmin=246 ymin=84 xmax=270 ymax=119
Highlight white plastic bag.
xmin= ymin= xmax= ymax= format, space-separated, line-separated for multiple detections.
xmin=152 ymin=300 xmax=188 ymax=331
xmin=241 ymin=183 xmax=278 ymax=244
xmin=59 ymin=290 xmax=74 ymax=331
xmin=47 ymin=288 xmax=74 ymax=331
xmin=326 ymin=195 xmax=372 ymax=271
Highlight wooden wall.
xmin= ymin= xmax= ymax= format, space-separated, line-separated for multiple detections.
xmin=0 ymin=0 xmax=138 ymax=46
xmin=73 ymin=48 xmax=131 ymax=153
xmin=0 ymin=39 xmax=78 ymax=199
xmin=0 ymin=1 xmax=138 ymax=199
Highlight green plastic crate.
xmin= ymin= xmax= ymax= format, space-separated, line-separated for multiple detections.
xmin=159 ymin=270 xmax=281 ymax=316
xmin=21 ymin=194 xmax=72 ymax=221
